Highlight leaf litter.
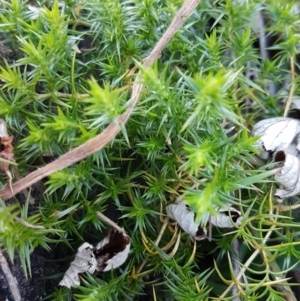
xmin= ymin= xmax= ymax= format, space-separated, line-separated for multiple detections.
xmin=252 ymin=116 xmax=300 ymax=201
xmin=166 ymin=200 xmax=242 ymax=241
xmin=59 ymin=228 xmax=131 ymax=288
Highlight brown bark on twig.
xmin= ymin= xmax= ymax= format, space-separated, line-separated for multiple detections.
xmin=0 ymin=0 xmax=201 ymax=201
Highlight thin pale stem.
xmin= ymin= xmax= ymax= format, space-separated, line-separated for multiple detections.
xmin=230 ymin=239 xmax=241 ymax=301
xmin=283 ymin=55 xmax=295 ymax=117
xmin=217 ymin=222 xmax=276 ymax=299
xmin=14 ymin=217 xmax=44 ymax=229
xmin=218 ymin=193 xmax=296 ymax=300
xmin=0 ymin=250 xmax=21 ymax=301
xmin=37 ymin=92 xmax=89 ymax=100
xmin=96 ymin=211 xmax=124 ymax=233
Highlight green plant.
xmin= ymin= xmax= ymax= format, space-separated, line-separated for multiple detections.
xmin=0 ymin=0 xmax=300 ymax=300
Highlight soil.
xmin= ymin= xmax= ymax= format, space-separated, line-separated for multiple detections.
xmin=0 ymin=179 xmax=66 ymax=301
xmin=0 ymin=249 xmax=61 ymax=301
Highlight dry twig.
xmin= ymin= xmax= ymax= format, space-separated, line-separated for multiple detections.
xmin=230 ymin=239 xmax=241 ymax=301
xmin=96 ymin=211 xmax=124 ymax=233
xmin=0 ymin=251 xmax=21 ymax=301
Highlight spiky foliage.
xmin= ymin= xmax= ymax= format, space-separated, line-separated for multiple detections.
xmin=0 ymin=0 xmax=300 ymax=300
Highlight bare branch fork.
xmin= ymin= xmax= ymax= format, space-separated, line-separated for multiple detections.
xmin=0 ymin=0 xmax=201 ymax=201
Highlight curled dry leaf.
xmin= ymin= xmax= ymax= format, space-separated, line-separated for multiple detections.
xmin=94 ymin=228 xmax=131 ymax=272
xmin=281 ymin=143 xmax=300 ymax=157
xmin=166 ymin=200 xmax=243 ymax=239
xmin=252 ymin=117 xmax=300 ymax=200
xmin=0 ymin=119 xmax=14 ymax=192
xmin=252 ymin=117 xmax=300 ymax=159
xmin=59 ymin=242 xmax=97 ymax=289
xmin=166 ymin=200 xmax=207 ymax=241
xmin=274 ymin=151 xmax=300 ymax=201
xmin=210 ymin=205 xmax=242 ymax=228
xmin=59 ymin=229 xmax=131 ymax=288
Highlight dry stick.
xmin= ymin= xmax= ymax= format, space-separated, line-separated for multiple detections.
xmin=14 ymin=216 xmax=44 ymax=229
xmin=263 ymin=196 xmax=297 ymax=301
xmin=13 ymin=167 xmax=35 ymax=204
xmin=0 ymin=0 xmax=201 ymax=201
xmin=217 ymin=224 xmax=275 ymax=300
xmin=96 ymin=211 xmax=124 ymax=233
xmin=230 ymin=239 xmax=241 ymax=301
xmin=218 ymin=209 xmax=297 ymax=301
xmin=0 ymin=208 xmax=44 ymax=229
xmin=0 ymin=251 xmax=21 ymax=301
xmin=219 ymin=195 xmax=269 ymax=300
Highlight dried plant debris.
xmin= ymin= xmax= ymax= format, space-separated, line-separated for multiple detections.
xmin=94 ymin=228 xmax=131 ymax=272
xmin=274 ymin=151 xmax=300 ymax=202
xmin=252 ymin=117 xmax=300 ymax=159
xmin=166 ymin=200 xmax=207 ymax=241
xmin=210 ymin=205 xmax=242 ymax=228
xmin=252 ymin=117 xmax=300 ymax=201
xmin=0 ymin=251 xmax=21 ymax=301
xmin=0 ymin=119 xmax=14 ymax=192
xmin=59 ymin=243 xmax=97 ymax=289
xmin=166 ymin=200 xmax=242 ymax=241
xmin=59 ymin=229 xmax=131 ymax=289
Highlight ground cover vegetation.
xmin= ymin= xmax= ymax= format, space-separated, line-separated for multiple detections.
xmin=0 ymin=0 xmax=300 ymax=300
